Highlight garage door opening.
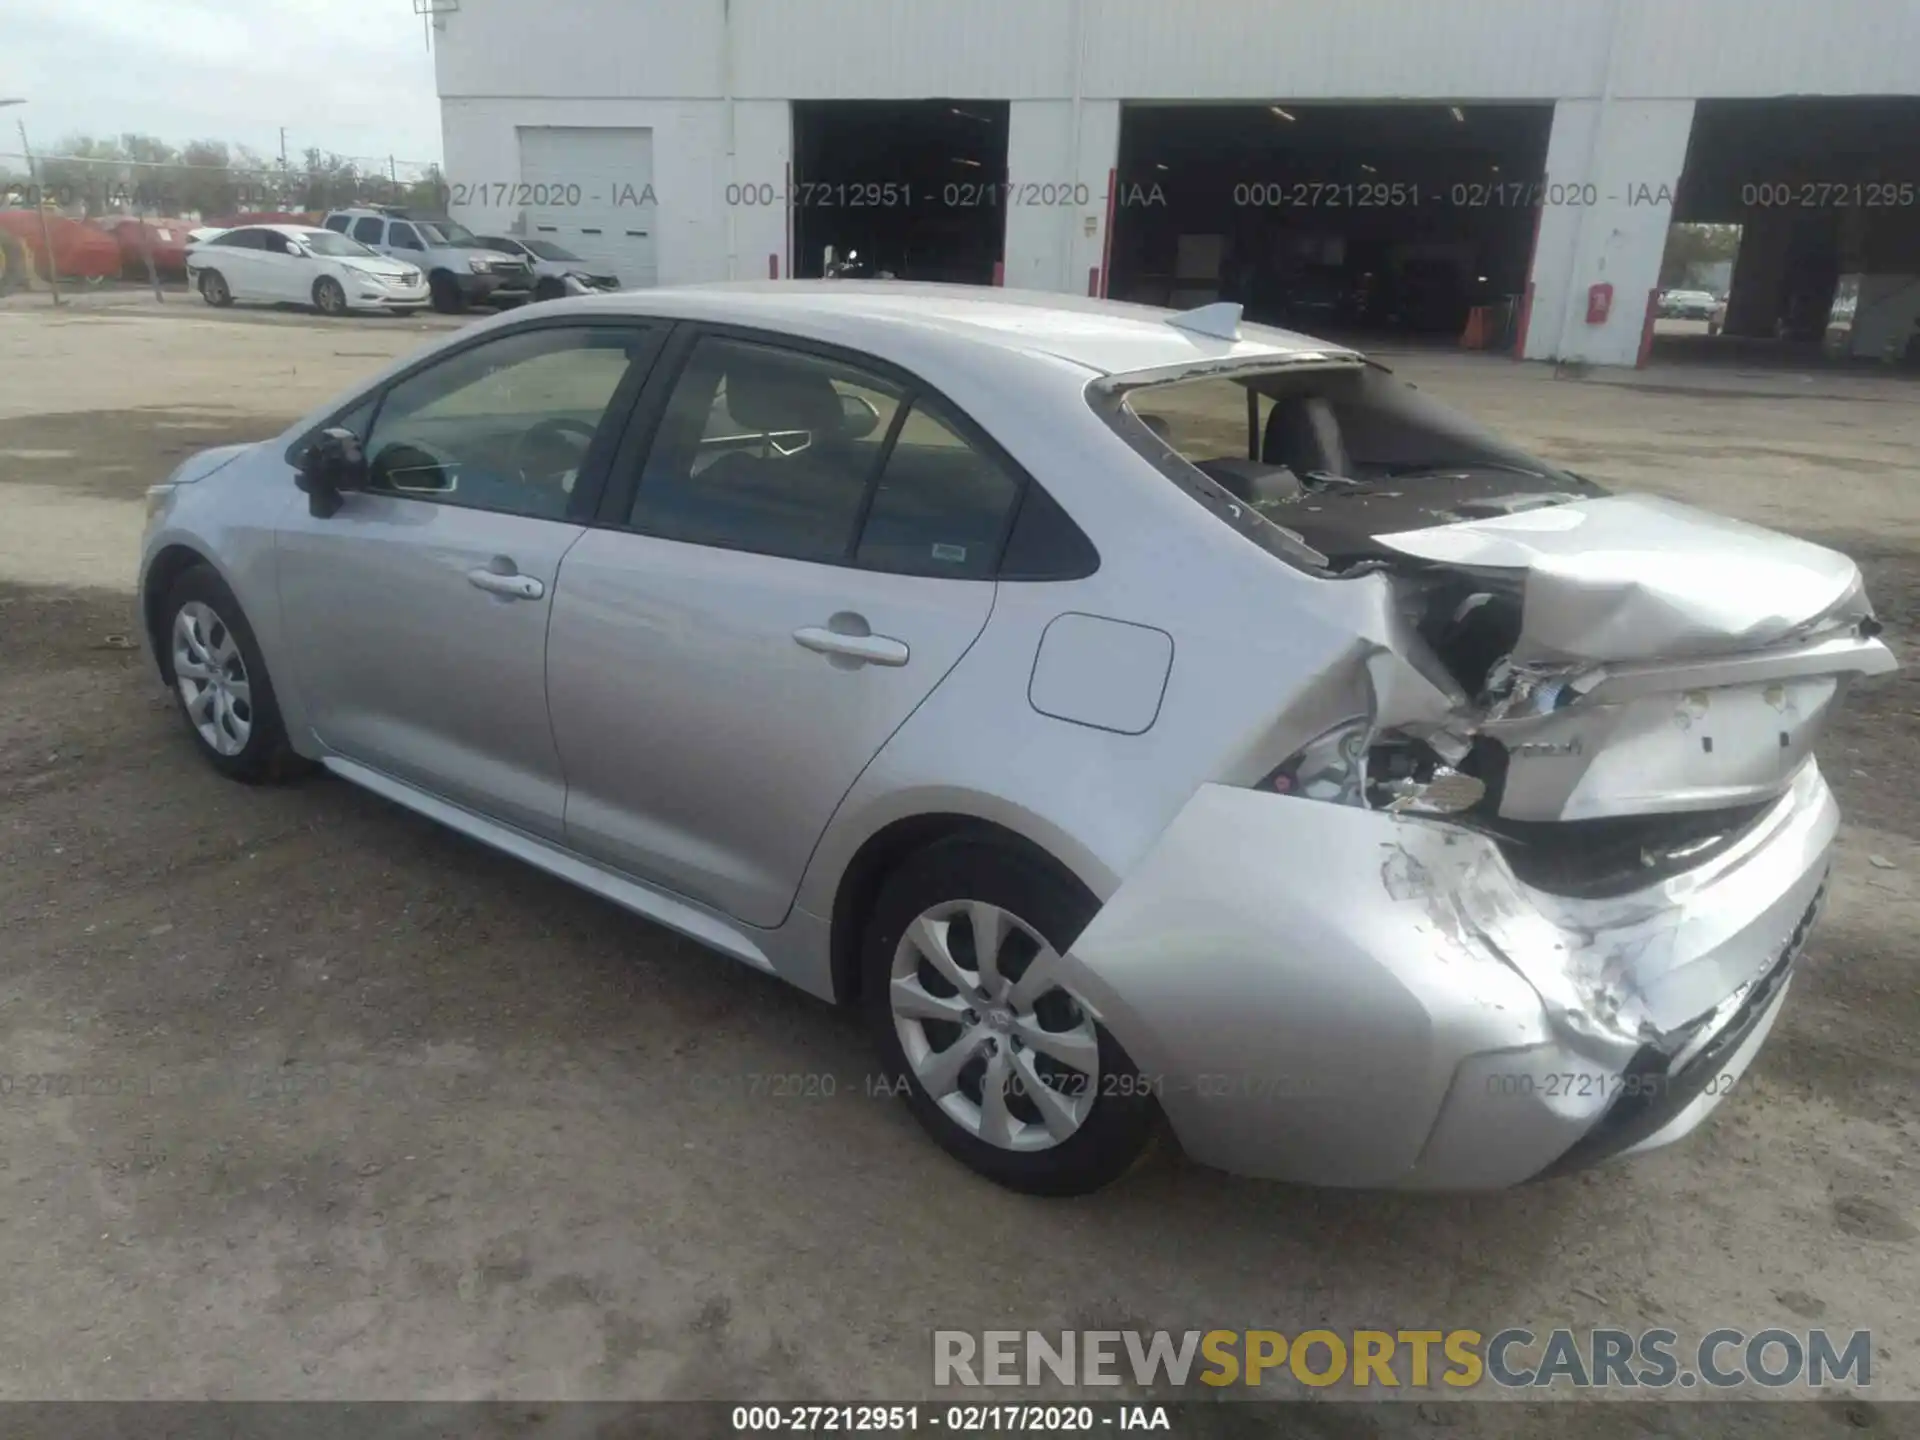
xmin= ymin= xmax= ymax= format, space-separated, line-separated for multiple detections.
xmin=1110 ymin=103 xmax=1552 ymax=342
xmin=516 ymin=126 xmax=658 ymax=289
xmin=790 ymin=101 xmax=1009 ymax=284
xmin=1665 ymin=97 xmax=1920 ymax=369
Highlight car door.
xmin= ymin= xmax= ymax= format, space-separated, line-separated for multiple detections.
xmin=255 ymin=228 xmax=306 ymax=302
xmin=275 ymin=319 xmax=665 ymax=839
xmin=547 ymin=331 xmax=1025 ymax=928
xmin=385 ymin=220 xmax=429 ymax=266
xmin=208 ymin=227 xmax=269 ymax=299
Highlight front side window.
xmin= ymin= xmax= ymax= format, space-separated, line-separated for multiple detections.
xmin=628 ymin=338 xmax=905 ymax=564
xmin=387 ymin=222 xmax=425 ymax=251
xmin=416 ymin=219 xmax=480 ymax=246
xmin=351 ymin=217 xmax=385 ymax=245
xmin=261 ymin=230 xmax=293 ymax=255
xmin=361 ymin=326 xmax=650 ymax=521
xmin=323 ymin=214 xmax=351 ymax=234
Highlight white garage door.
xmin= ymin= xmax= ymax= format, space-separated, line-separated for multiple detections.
xmin=517 ymin=126 xmax=658 ymax=288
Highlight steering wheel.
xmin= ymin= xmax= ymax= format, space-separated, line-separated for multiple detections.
xmin=511 ymin=417 xmax=598 ymax=493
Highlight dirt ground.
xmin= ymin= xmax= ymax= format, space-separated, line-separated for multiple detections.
xmin=0 ymin=296 xmax=1915 ymax=1432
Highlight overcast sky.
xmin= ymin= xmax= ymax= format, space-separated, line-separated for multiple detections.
xmin=2 ymin=0 xmax=444 ymax=172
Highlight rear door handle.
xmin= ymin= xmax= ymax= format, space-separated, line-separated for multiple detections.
xmin=466 ymin=567 xmax=545 ymax=601
xmin=793 ymin=625 xmax=910 ymax=667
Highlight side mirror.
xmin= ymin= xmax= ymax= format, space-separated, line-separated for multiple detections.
xmin=295 ymin=427 xmax=369 ymax=519
xmin=839 ymin=392 xmax=883 ymax=441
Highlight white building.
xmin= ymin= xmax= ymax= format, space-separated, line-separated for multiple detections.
xmin=431 ymin=0 xmax=1920 ymax=366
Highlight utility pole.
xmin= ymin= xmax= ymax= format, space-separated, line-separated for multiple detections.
xmin=16 ymin=117 xmax=62 ymax=305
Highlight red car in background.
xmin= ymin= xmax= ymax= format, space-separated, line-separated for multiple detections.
xmin=0 ymin=210 xmax=122 ymax=288
xmin=93 ymin=216 xmax=196 ymax=279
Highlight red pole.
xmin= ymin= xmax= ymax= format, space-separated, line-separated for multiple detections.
xmin=992 ymin=260 xmax=1004 ymax=287
xmin=1088 ymin=266 xmax=1101 ymax=297
xmin=769 ymin=253 xmax=779 ymax=279
xmin=1636 ymin=287 xmax=1659 ymax=368
xmin=1099 ymin=166 xmax=1118 ymax=298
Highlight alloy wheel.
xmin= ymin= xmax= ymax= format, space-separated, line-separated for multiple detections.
xmin=889 ymin=899 xmax=1100 ymax=1152
xmin=172 ymin=601 xmax=253 ymax=756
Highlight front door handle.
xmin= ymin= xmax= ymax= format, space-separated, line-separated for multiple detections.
xmin=466 ymin=567 xmax=545 ymax=601
xmin=793 ymin=625 xmax=910 ymax=667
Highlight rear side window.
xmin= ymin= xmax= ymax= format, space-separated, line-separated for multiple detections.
xmin=213 ymin=228 xmax=266 ymax=249
xmin=854 ymin=400 xmax=1021 ymax=579
xmin=629 ymin=337 xmax=906 ymax=565
xmin=351 ymin=217 xmax=384 ymax=245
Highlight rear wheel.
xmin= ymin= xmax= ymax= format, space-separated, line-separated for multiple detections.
xmin=428 ymin=271 xmax=465 ymax=314
xmin=198 ymin=270 xmax=231 ymax=307
xmin=161 ymin=565 xmax=312 ymax=784
xmin=312 ymin=276 xmax=347 ymax=316
xmin=861 ymin=836 xmax=1159 ymax=1195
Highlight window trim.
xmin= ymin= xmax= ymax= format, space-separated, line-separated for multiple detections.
xmin=281 ymin=316 xmax=671 ymax=527
xmin=592 ymin=320 xmax=1087 ymax=581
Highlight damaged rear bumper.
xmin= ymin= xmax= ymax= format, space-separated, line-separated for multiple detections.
xmin=1061 ymin=760 xmax=1835 ymax=1188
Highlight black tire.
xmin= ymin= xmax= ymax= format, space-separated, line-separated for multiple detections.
xmin=198 ymin=270 xmax=232 ymax=307
xmin=159 ymin=564 xmax=313 ymax=785
xmin=534 ymin=276 xmax=566 ymax=303
xmin=861 ymin=836 xmax=1159 ymax=1196
xmin=312 ymin=276 xmax=347 ymax=316
xmin=428 ymin=271 xmax=465 ymax=314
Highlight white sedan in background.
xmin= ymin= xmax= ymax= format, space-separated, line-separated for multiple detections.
xmin=186 ymin=224 xmax=430 ymax=316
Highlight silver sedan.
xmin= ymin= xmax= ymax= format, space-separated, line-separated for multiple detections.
xmin=138 ymin=284 xmax=1894 ymax=1194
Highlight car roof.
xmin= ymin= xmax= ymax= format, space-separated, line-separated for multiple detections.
xmin=560 ymin=282 xmax=1359 ymax=380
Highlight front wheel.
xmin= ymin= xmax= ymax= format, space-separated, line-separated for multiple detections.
xmin=312 ymin=276 xmax=348 ymax=316
xmin=161 ymin=565 xmax=313 ymax=784
xmin=862 ymin=837 xmax=1159 ymax=1195
xmin=428 ymin=272 xmax=466 ymax=314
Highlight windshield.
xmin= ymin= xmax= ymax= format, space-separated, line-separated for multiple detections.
xmin=524 ymin=239 xmax=581 ymax=262
xmin=302 ymin=231 xmax=378 ymax=258
xmin=416 ymin=219 xmax=481 ymax=247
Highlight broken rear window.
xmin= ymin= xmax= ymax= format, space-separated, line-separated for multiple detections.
xmin=1090 ymin=361 xmax=1595 ymax=571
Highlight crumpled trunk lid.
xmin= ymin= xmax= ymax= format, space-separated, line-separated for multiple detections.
xmin=1373 ymin=494 xmax=1896 ymax=826
xmin=1375 ymin=493 xmax=1868 ymax=665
